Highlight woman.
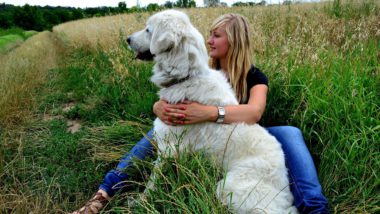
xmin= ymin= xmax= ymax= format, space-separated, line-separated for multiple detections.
xmin=73 ymin=13 xmax=329 ymax=214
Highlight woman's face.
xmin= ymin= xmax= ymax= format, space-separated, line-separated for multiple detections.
xmin=207 ymin=27 xmax=229 ymax=60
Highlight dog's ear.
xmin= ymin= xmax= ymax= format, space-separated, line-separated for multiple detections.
xmin=150 ymin=22 xmax=183 ymax=55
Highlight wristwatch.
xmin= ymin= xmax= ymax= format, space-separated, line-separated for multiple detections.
xmin=216 ymin=106 xmax=225 ymax=123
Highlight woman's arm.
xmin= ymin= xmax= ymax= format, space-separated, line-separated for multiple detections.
xmin=153 ymin=84 xmax=268 ymax=125
xmin=224 ymin=84 xmax=268 ymax=124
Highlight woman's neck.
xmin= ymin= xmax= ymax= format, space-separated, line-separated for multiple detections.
xmin=219 ymin=58 xmax=228 ymax=74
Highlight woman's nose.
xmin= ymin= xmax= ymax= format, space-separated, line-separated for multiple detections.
xmin=207 ymin=37 xmax=212 ymax=45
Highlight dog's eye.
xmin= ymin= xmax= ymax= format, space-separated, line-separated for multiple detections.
xmin=146 ymin=28 xmax=149 ymax=33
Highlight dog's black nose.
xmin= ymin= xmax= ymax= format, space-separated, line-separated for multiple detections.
xmin=127 ymin=37 xmax=131 ymax=44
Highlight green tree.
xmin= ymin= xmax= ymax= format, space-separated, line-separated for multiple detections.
xmin=189 ymin=0 xmax=196 ymax=7
xmin=129 ymin=6 xmax=143 ymax=13
xmin=0 ymin=12 xmax=13 ymax=28
xmin=175 ymin=0 xmax=196 ymax=8
xmin=13 ymin=4 xmax=45 ymax=31
xmin=164 ymin=1 xmax=174 ymax=8
xmin=43 ymin=10 xmax=59 ymax=29
xmin=257 ymin=0 xmax=266 ymax=6
xmin=204 ymin=0 xmax=220 ymax=7
xmin=55 ymin=9 xmax=71 ymax=22
xmin=118 ymin=1 xmax=127 ymax=13
xmin=147 ymin=3 xmax=160 ymax=12
xmin=232 ymin=1 xmax=248 ymax=7
xmin=72 ymin=8 xmax=84 ymax=20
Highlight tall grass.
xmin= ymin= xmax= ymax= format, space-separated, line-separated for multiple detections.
xmin=253 ymin=2 xmax=379 ymax=212
xmin=52 ymin=13 xmax=150 ymax=51
xmin=326 ymin=0 xmax=379 ymax=18
xmin=121 ymin=152 xmax=229 ymax=213
xmin=46 ymin=46 xmax=157 ymax=123
xmin=0 ymin=1 xmax=379 ymax=213
xmin=0 ymin=31 xmax=66 ymax=129
xmin=262 ymin=40 xmax=379 ymax=212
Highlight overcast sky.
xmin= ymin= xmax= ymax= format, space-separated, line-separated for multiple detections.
xmin=0 ymin=0 xmax=285 ymax=8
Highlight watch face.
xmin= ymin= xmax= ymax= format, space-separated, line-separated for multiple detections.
xmin=218 ymin=106 xmax=225 ymax=115
xmin=217 ymin=106 xmax=225 ymax=123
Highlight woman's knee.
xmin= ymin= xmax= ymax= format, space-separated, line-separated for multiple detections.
xmin=282 ymin=126 xmax=302 ymax=137
xmin=267 ymin=125 xmax=303 ymax=141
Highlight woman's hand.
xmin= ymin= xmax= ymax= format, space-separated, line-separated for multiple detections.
xmin=177 ymin=101 xmax=217 ymax=125
xmin=153 ymin=99 xmax=187 ymax=125
xmin=153 ymin=100 xmax=217 ymax=125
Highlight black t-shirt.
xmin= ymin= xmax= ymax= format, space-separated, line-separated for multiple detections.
xmin=244 ymin=65 xmax=268 ymax=103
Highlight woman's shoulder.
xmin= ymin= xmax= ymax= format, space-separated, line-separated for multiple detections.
xmin=246 ymin=64 xmax=268 ymax=88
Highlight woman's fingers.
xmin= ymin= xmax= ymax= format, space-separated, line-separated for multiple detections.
xmin=165 ymin=103 xmax=187 ymax=110
xmin=165 ymin=117 xmax=177 ymax=126
xmin=164 ymin=108 xmax=186 ymax=118
xmin=160 ymin=102 xmax=191 ymax=125
xmin=165 ymin=116 xmax=187 ymax=125
xmin=171 ymin=118 xmax=185 ymax=125
xmin=163 ymin=114 xmax=187 ymax=125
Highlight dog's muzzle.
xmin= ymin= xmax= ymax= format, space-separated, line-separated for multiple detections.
xmin=127 ymin=36 xmax=155 ymax=61
xmin=135 ymin=50 xmax=154 ymax=61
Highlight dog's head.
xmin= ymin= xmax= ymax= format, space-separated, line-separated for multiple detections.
xmin=128 ymin=10 xmax=192 ymax=59
xmin=127 ymin=10 xmax=209 ymax=87
xmin=128 ymin=10 xmax=209 ymax=61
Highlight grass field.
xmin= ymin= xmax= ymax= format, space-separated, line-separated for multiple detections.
xmin=0 ymin=1 xmax=379 ymax=213
xmin=0 ymin=34 xmax=23 ymax=48
xmin=0 ymin=28 xmax=38 ymax=53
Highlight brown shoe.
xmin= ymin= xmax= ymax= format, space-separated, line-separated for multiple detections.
xmin=72 ymin=192 xmax=109 ymax=214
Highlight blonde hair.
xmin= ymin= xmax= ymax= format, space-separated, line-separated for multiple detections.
xmin=210 ymin=13 xmax=252 ymax=103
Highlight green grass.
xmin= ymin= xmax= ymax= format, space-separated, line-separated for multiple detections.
xmin=259 ymin=32 xmax=379 ymax=213
xmin=0 ymin=27 xmax=38 ymax=39
xmin=40 ymin=44 xmax=157 ymax=123
xmin=0 ymin=27 xmax=24 ymax=37
xmin=0 ymin=1 xmax=379 ymax=213
xmin=126 ymin=153 xmax=229 ymax=213
xmin=0 ymin=28 xmax=38 ymax=52
xmin=23 ymin=30 xmax=38 ymax=39
xmin=0 ymin=34 xmax=23 ymax=49
xmin=0 ymin=119 xmax=105 ymax=212
xmin=325 ymin=0 xmax=379 ymax=18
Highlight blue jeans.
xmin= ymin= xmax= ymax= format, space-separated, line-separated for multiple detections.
xmin=266 ymin=126 xmax=329 ymax=214
xmin=99 ymin=126 xmax=329 ymax=213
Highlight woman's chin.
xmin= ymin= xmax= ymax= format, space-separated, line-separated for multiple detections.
xmin=209 ymin=52 xmax=217 ymax=58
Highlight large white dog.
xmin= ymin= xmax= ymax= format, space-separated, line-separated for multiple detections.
xmin=127 ymin=10 xmax=297 ymax=214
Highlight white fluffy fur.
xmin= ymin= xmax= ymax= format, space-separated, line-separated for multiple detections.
xmin=128 ymin=10 xmax=297 ymax=214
